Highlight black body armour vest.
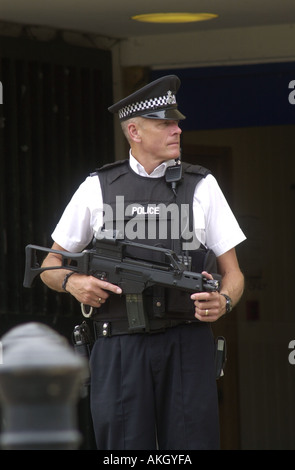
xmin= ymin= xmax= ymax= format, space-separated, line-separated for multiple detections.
xmin=92 ymin=159 xmax=215 ymax=322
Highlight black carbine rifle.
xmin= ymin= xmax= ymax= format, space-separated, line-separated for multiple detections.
xmin=23 ymin=231 xmax=221 ymax=330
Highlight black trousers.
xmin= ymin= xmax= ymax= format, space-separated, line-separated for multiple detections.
xmin=89 ymin=322 xmax=220 ymax=450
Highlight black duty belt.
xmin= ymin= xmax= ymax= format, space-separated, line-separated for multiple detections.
xmin=93 ymin=318 xmax=195 ymax=338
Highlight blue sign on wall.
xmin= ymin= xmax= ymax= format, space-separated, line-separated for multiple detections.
xmin=152 ymin=62 xmax=295 ymax=131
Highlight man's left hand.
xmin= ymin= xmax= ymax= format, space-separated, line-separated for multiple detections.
xmin=190 ymin=271 xmax=226 ymax=322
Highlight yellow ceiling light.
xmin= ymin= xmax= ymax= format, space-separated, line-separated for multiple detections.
xmin=131 ymin=13 xmax=218 ymax=24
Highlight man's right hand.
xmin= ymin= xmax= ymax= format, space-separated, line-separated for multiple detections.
xmin=40 ymin=241 xmax=122 ymax=308
xmin=65 ymin=273 xmax=122 ymax=308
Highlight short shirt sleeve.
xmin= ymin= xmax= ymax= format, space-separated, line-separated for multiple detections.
xmin=193 ymin=174 xmax=246 ymax=257
xmin=51 ymin=174 xmax=103 ymax=252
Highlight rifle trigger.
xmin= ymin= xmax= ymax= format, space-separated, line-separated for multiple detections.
xmin=81 ymin=303 xmax=94 ymax=318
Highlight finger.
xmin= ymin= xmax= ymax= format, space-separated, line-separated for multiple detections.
xmin=96 ymin=279 xmax=122 ymax=295
xmin=194 ymin=309 xmax=217 ymax=323
xmin=96 ymin=296 xmax=104 ymax=308
xmin=198 ymin=306 xmax=210 ymax=317
xmin=88 ymin=296 xmax=105 ymax=309
xmin=190 ymin=292 xmax=211 ymax=302
xmin=202 ymin=270 xmax=214 ymax=280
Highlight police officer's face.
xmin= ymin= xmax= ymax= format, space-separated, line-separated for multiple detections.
xmin=137 ymin=118 xmax=182 ymax=162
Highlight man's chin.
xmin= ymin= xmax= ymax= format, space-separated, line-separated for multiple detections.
xmin=170 ymin=149 xmax=181 ymax=160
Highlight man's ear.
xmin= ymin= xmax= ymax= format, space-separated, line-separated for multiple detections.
xmin=128 ymin=122 xmax=141 ymax=143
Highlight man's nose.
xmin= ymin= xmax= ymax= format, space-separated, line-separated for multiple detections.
xmin=171 ymin=122 xmax=182 ymax=134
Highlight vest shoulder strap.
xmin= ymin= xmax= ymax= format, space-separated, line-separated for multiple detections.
xmin=173 ymin=162 xmax=211 ymax=241
xmin=181 ymin=162 xmax=211 ymax=178
xmin=90 ymin=159 xmax=129 ymax=183
xmin=176 ymin=162 xmax=211 ymax=205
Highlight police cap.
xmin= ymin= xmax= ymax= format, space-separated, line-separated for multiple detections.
xmin=108 ymin=75 xmax=186 ymax=121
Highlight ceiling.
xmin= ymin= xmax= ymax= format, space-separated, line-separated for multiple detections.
xmin=1 ymin=0 xmax=295 ymax=39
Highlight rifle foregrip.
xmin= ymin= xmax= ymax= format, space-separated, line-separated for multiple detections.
xmin=203 ymin=278 xmax=221 ymax=292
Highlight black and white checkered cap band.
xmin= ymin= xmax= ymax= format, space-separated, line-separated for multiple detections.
xmin=118 ymin=90 xmax=177 ymax=120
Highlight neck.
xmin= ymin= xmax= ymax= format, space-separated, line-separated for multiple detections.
xmin=142 ymin=160 xmax=163 ymax=175
xmin=132 ymin=152 xmax=166 ymax=175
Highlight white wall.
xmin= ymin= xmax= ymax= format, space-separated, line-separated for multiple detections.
xmin=119 ymin=24 xmax=295 ymax=69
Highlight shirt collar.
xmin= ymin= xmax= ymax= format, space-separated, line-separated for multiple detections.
xmin=129 ymin=151 xmax=177 ymax=178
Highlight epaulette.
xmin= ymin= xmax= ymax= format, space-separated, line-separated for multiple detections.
xmin=90 ymin=159 xmax=129 ymax=177
xmin=181 ymin=162 xmax=211 ymax=178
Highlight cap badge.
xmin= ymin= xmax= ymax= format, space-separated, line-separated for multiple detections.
xmin=166 ymin=90 xmax=176 ymax=105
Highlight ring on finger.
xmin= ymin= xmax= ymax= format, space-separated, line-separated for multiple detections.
xmin=205 ymin=309 xmax=209 ymax=316
xmin=98 ymin=297 xmax=102 ymax=304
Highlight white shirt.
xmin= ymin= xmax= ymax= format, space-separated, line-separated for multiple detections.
xmin=52 ymin=154 xmax=246 ymax=256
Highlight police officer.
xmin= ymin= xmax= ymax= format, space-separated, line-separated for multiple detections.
xmin=40 ymin=75 xmax=246 ymax=450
